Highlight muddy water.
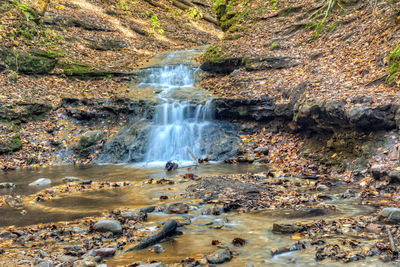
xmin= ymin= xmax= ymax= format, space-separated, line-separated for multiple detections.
xmin=0 ymin=164 xmax=389 ymax=266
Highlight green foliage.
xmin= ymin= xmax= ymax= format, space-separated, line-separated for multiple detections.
xmin=388 ymin=45 xmax=400 ymax=86
xmin=186 ymin=7 xmax=203 ymax=20
xmin=270 ymin=0 xmax=278 ymax=9
xmin=0 ymin=134 xmax=22 ymax=154
xmin=149 ymin=14 xmax=163 ymax=34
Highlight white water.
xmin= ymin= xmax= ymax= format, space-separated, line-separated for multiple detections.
xmin=139 ymin=55 xmax=216 ymax=166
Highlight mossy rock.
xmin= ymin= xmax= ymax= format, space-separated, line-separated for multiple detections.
xmin=0 ymin=133 xmax=22 ymax=155
xmin=388 ymin=45 xmax=400 ymax=84
xmin=0 ymin=49 xmax=57 ymax=74
xmin=0 ymin=103 xmax=52 ymax=122
xmin=77 ymin=131 xmax=104 ymax=158
xmin=59 ymin=62 xmax=91 ymax=76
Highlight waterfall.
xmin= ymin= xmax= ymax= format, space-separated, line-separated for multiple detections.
xmin=98 ymin=49 xmax=239 ymax=166
xmin=139 ymin=62 xmax=216 ymax=165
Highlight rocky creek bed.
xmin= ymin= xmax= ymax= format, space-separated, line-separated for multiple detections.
xmin=0 ymin=164 xmax=399 ymax=266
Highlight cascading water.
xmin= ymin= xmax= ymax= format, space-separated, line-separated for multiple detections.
xmin=99 ymin=49 xmax=239 ymax=165
xmin=140 ymin=62 xmax=216 ymax=165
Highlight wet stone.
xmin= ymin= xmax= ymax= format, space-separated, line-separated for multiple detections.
xmin=73 ymin=256 xmax=96 ymax=267
xmin=18 ymin=260 xmax=31 ymax=265
xmin=93 ymin=219 xmax=122 ymax=234
xmin=0 ymin=230 xmax=13 ymax=239
xmin=168 ymin=203 xmax=189 ymax=214
xmin=140 ymin=206 xmax=156 ymax=213
xmin=63 ymin=177 xmax=80 ymax=182
xmin=121 ymin=211 xmax=146 ymax=221
xmin=206 ymin=249 xmax=232 ymax=264
xmin=72 ymin=227 xmax=86 ymax=234
xmin=94 ymin=247 xmax=116 ymax=257
xmin=137 ymin=263 xmax=167 ymax=267
xmin=29 ymin=178 xmax=51 ymax=187
xmin=255 ymin=146 xmax=269 ymax=155
xmin=272 ymin=223 xmax=304 ymax=234
xmin=153 ymin=244 xmax=165 ymax=253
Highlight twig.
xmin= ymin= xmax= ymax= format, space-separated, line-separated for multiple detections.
xmin=387 ymin=228 xmax=398 ymax=255
xmin=186 ymin=148 xmax=198 ymax=163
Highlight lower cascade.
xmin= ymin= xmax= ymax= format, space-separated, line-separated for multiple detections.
xmin=99 ymin=49 xmax=239 ymax=165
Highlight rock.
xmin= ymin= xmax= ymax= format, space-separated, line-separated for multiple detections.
xmin=125 ymin=220 xmax=178 ymax=252
xmin=379 ymin=208 xmax=400 ymax=223
xmin=137 ymin=263 xmax=167 ymax=267
xmin=140 ymin=206 xmax=156 ymax=213
xmin=121 ymin=211 xmax=146 ymax=221
xmin=72 ymin=257 xmax=96 ymax=267
xmin=0 ymin=230 xmax=13 ymax=239
xmin=63 ymin=177 xmax=80 ymax=182
xmin=18 ymin=260 xmax=31 ymax=265
xmin=72 ymin=227 xmax=86 ymax=234
xmin=94 ymin=248 xmax=116 ymax=257
xmin=165 ymin=161 xmax=179 ymax=171
xmin=254 ymin=158 xmax=269 ymax=164
xmin=39 ymin=250 xmax=50 ymax=258
xmin=97 ymin=265 xmax=107 ymax=267
xmin=0 ymin=49 xmax=57 ymax=74
xmin=34 ymin=260 xmax=53 ymax=267
xmin=57 ymin=255 xmax=78 ymax=263
xmin=168 ymin=203 xmax=189 ymax=214
xmin=272 ymin=223 xmax=304 ymax=234
xmin=153 ymin=244 xmax=165 ymax=253
xmin=371 ymin=163 xmax=389 ymax=179
xmin=93 ymin=220 xmax=122 ymax=234
xmin=0 ymin=248 xmax=3 ymax=254
xmin=77 ymin=131 xmax=104 ymax=158
xmin=55 ymin=264 xmax=66 ymax=267
xmin=316 ymin=184 xmax=329 ymax=191
xmin=0 ymin=182 xmax=15 ymax=189
xmin=389 ymin=169 xmax=400 ymax=183
xmin=254 ymin=147 xmax=269 ymax=155
xmin=206 ymin=249 xmax=232 ymax=264
xmin=29 ymin=178 xmax=51 ymax=187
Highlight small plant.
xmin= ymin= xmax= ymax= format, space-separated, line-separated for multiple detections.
xmin=388 ymin=45 xmax=400 ymax=86
xmin=270 ymin=0 xmax=278 ymax=9
xmin=186 ymin=7 xmax=203 ymax=20
xmin=149 ymin=14 xmax=163 ymax=34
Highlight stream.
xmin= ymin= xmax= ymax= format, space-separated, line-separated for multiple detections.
xmin=0 ymin=48 xmax=393 ymax=266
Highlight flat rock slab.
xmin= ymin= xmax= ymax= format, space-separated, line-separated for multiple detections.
xmin=168 ymin=203 xmax=189 ymax=214
xmin=93 ymin=220 xmax=122 ymax=234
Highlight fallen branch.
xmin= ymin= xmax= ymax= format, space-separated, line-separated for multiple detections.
xmin=172 ymin=0 xmax=218 ymax=25
xmin=143 ymin=0 xmax=168 ymax=9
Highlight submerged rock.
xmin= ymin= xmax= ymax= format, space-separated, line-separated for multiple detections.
xmin=168 ymin=203 xmax=189 ymax=214
xmin=272 ymin=223 xmax=304 ymax=233
xmin=94 ymin=247 xmax=116 ymax=257
xmin=29 ymin=178 xmax=51 ymax=187
xmin=140 ymin=206 xmax=156 ymax=213
xmin=63 ymin=177 xmax=80 ymax=182
xmin=125 ymin=220 xmax=178 ymax=252
xmin=206 ymin=249 xmax=232 ymax=264
xmin=93 ymin=220 xmax=122 ymax=234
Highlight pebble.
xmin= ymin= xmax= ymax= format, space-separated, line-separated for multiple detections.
xmin=18 ymin=260 xmax=31 ymax=265
xmin=93 ymin=220 xmax=122 ymax=234
xmin=34 ymin=260 xmax=53 ymax=267
xmin=73 ymin=256 xmax=96 ymax=267
xmin=62 ymin=177 xmax=80 ymax=182
xmin=140 ymin=206 xmax=156 ymax=213
xmin=94 ymin=247 xmax=116 ymax=257
xmin=57 ymin=255 xmax=78 ymax=263
xmin=153 ymin=244 xmax=165 ymax=254
xmin=206 ymin=249 xmax=232 ymax=264
xmin=316 ymin=184 xmax=329 ymax=191
xmin=72 ymin=227 xmax=86 ymax=234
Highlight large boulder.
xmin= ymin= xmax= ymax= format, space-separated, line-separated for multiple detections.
xmin=0 ymin=49 xmax=57 ymax=74
xmin=379 ymin=208 xmax=400 ymax=223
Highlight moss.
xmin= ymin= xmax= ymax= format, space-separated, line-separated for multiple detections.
xmin=388 ymin=45 xmax=400 ymax=84
xmin=222 ymin=33 xmax=243 ymax=40
xmin=59 ymin=62 xmax=91 ymax=76
xmin=0 ymin=49 xmax=58 ymax=74
xmin=0 ymin=134 xmax=22 ymax=154
xmin=203 ymin=45 xmax=224 ymax=64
